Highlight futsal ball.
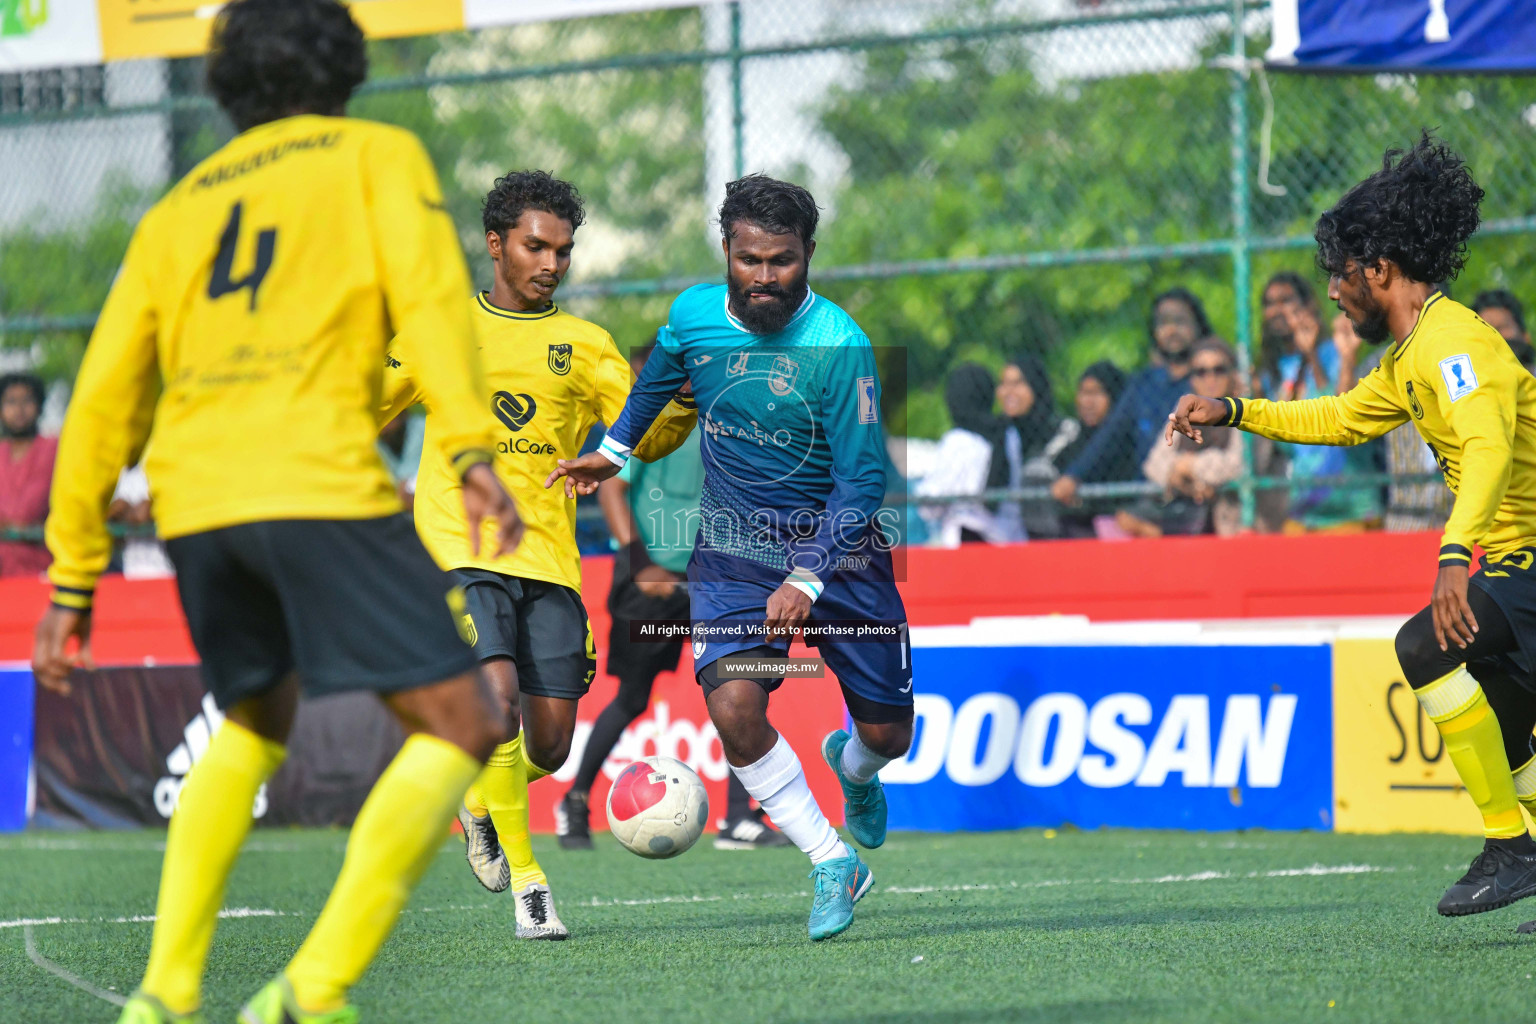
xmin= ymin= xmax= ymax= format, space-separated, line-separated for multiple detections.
xmin=606 ymin=756 xmax=709 ymax=859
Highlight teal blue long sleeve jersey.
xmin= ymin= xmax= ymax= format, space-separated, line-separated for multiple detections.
xmin=601 ymin=284 xmax=888 ymax=588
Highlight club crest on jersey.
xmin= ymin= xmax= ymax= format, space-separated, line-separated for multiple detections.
xmin=1439 ymin=354 xmax=1477 ymax=401
xmin=548 ymin=343 xmax=573 ymax=375
xmin=768 ymin=355 xmax=800 ymax=396
xmin=1405 ymin=380 xmax=1424 ymax=420
xmin=492 ymin=391 xmax=537 ymax=432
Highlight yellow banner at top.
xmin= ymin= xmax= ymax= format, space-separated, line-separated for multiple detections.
xmin=96 ymin=0 xmax=463 ymax=61
xmin=0 ymin=0 xmax=691 ymax=71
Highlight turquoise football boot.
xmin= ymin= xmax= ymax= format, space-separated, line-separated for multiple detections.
xmin=807 ymin=848 xmax=873 ymax=941
xmin=821 ymin=729 xmax=888 ymax=849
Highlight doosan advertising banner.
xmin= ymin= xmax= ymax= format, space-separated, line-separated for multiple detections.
xmin=883 ymin=644 xmax=1334 ymax=832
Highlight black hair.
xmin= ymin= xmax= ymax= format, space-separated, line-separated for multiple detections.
xmin=1264 ymin=270 xmax=1317 ymax=309
xmin=0 ymin=373 xmax=44 ymax=407
xmin=1315 ymin=131 xmax=1484 ymax=285
xmin=718 ymin=174 xmax=819 ymax=246
xmin=1148 ymin=287 xmax=1214 ymax=343
xmin=945 ymin=363 xmax=998 ymax=438
xmin=207 ymin=0 xmax=366 ymax=132
xmin=482 ymin=170 xmax=586 ymax=238
xmin=1079 ymin=360 xmax=1127 ymax=403
xmin=1473 ymin=289 xmax=1526 ymax=334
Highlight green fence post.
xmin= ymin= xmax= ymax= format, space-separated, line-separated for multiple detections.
xmin=1228 ymin=0 xmax=1256 ymax=529
xmin=730 ymin=1 xmax=744 ymax=179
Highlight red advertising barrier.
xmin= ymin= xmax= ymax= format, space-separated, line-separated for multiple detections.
xmin=1 ymin=531 xmax=1444 ymax=831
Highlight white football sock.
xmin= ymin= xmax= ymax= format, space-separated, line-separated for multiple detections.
xmin=840 ymin=729 xmax=891 ymax=784
xmin=730 ymin=734 xmax=848 ymax=865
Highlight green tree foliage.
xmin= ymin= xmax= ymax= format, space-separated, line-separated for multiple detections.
xmin=811 ymin=21 xmax=1536 ymax=436
xmin=4 ymin=5 xmax=1535 ymax=442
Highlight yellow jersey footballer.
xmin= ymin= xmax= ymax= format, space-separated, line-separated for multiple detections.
xmin=32 ymin=3 xmax=522 ymax=1023
xmin=1169 ymin=133 xmax=1536 ymax=920
xmin=381 ymin=171 xmax=690 ymax=941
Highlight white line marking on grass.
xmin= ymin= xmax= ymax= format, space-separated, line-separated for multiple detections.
xmin=1 ymin=863 xmax=1400 ymax=935
xmin=2 ymin=907 xmax=284 ymax=931
xmin=24 ymin=924 xmax=127 ymax=1008
xmin=0 ymin=916 xmax=75 ymax=930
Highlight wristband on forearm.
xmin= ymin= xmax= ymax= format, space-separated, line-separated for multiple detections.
xmin=1216 ymin=397 xmax=1244 ymax=427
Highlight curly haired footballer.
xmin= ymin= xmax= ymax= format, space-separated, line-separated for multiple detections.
xmin=207 ymin=0 xmax=366 ymax=132
xmin=482 ymin=170 xmax=586 ymax=237
xmin=1314 ymin=130 xmax=1485 ymax=286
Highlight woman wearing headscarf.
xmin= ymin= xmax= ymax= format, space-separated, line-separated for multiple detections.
xmin=987 ymin=353 xmax=1062 ymax=540
xmin=1043 ymin=361 xmax=1133 ymax=538
xmin=915 ymin=363 xmax=1006 ymax=546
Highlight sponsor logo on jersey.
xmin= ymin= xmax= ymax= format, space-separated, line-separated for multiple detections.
xmin=702 ymin=411 xmax=793 ymax=449
xmin=768 ymin=354 xmax=800 ymax=396
xmin=492 ymin=391 xmax=537 ymax=431
xmin=496 ymin=437 xmax=558 ymax=455
xmin=1439 ymin=354 xmax=1478 ymax=401
xmin=548 ymin=343 xmax=573 ymax=375
xmin=857 ymin=376 xmax=878 ymax=424
xmin=726 ymin=351 xmax=751 ymax=377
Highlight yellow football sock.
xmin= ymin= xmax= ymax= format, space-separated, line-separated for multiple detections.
xmin=463 ymin=777 xmax=488 ymax=818
xmin=1415 ymin=666 xmax=1527 ymax=839
xmin=140 ymin=721 xmax=287 ymax=1015
xmin=285 ymin=734 xmax=480 ymax=1013
xmin=478 ymin=734 xmax=544 ymax=887
xmin=1514 ymin=754 xmax=1536 ymax=820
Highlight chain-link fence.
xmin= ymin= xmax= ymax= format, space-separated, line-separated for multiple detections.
xmin=2 ymin=0 xmax=1534 ymax=551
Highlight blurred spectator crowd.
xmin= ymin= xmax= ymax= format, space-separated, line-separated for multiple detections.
xmin=2 ymin=278 xmax=1532 ymax=576
xmin=910 ymin=276 xmax=1535 ymax=547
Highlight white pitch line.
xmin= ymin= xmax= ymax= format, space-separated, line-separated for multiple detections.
xmin=5 ymin=862 xmax=1405 ymax=1009
xmin=24 ymin=924 xmax=128 ymax=1008
xmin=1 ymin=863 xmax=1403 ymax=934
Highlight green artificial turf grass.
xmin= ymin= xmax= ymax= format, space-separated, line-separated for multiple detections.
xmin=3 ymin=830 xmax=1535 ymax=1023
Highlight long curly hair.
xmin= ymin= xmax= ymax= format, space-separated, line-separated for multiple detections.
xmin=1314 ymin=131 xmax=1484 ymax=285
xmin=207 ymin=0 xmax=366 ymax=132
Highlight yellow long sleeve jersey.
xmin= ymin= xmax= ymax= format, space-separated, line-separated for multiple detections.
xmin=45 ymin=115 xmax=498 ymax=603
xmin=1222 ymin=292 xmax=1536 ymax=567
xmin=383 ymin=294 xmax=696 ymax=592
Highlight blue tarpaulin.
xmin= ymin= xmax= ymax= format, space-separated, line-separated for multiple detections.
xmin=1268 ymin=0 xmax=1536 ymax=73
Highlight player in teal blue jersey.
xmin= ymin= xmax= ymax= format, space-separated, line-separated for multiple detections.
xmin=549 ymin=176 xmax=914 ymax=941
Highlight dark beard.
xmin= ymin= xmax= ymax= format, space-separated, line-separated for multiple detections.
xmin=1350 ymin=302 xmax=1392 ymax=345
xmin=726 ymin=270 xmax=809 ymax=334
xmin=1 ymin=422 xmax=37 ymax=440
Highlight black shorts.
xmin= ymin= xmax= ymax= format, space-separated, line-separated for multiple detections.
xmin=606 ymin=549 xmax=690 ymax=680
xmin=165 ymin=516 xmax=477 ymax=710
xmin=451 ymin=568 xmax=595 ymax=700
xmin=1471 ymin=549 xmax=1536 ymax=686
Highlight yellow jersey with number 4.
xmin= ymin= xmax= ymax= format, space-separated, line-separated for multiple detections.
xmin=45 ymin=114 xmax=497 ymax=597
xmin=1226 ymin=292 xmax=1536 ymax=565
xmin=383 ymin=294 xmax=697 ymax=592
